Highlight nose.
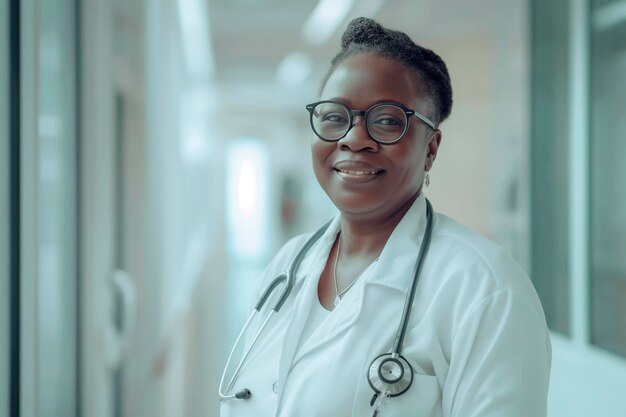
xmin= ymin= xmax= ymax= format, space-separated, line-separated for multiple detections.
xmin=339 ymin=116 xmax=378 ymax=152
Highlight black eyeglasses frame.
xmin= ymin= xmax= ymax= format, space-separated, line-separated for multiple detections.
xmin=305 ymin=100 xmax=438 ymax=145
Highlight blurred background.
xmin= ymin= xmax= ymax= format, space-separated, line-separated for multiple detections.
xmin=1 ymin=0 xmax=625 ymax=416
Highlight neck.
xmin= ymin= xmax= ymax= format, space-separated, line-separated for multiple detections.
xmin=338 ymin=192 xmax=421 ymax=258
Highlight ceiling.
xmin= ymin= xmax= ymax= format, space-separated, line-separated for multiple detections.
xmin=208 ymin=0 xmax=500 ymax=86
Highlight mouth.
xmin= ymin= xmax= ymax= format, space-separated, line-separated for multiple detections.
xmin=333 ymin=168 xmax=383 ymax=176
xmin=332 ymin=166 xmax=385 ymax=183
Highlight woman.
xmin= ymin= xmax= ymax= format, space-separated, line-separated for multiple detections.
xmin=220 ymin=17 xmax=551 ymax=417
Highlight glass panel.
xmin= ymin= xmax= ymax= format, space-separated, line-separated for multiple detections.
xmin=590 ymin=0 xmax=626 ymax=357
xmin=37 ymin=0 xmax=78 ymax=414
xmin=0 ymin=0 xmax=11 ymax=414
xmin=529 ymin=0 xmax=571 ymax=335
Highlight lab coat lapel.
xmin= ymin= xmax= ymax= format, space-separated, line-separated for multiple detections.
xmin=275 ymin=216 xmax=340 ymax=408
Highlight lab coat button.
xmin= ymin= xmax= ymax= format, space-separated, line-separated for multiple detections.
xmin=272 ymin=380 xmax=279 ymax=393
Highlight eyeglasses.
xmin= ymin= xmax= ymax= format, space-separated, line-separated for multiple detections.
xmin=305 ymin=100 xmax=437 ymax=144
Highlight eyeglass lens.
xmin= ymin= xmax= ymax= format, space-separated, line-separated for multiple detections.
xmin=311 ymin=102 xmax=407 ymax=143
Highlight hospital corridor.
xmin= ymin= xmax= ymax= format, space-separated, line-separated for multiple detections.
xmin=1 ymin=0 xmax=626 ymax=416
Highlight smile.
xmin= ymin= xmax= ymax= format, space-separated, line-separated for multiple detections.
xmin=336 ymin=169 xmax=380 ymax=175
xmin=331 ymin=160 xmax=385 ymax=183
xmin=333 ymin=168 xmax=384 ymax=183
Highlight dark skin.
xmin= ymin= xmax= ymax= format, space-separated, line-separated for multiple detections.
xmin=312 ymin=53 xmax=442 ymax=310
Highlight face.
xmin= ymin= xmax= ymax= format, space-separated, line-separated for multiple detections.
xmin=311 ymin=53 xmax=441 ymax=221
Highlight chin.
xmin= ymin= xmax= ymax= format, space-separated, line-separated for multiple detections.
xmin=330 ymin=194 xmax=385 ymax=216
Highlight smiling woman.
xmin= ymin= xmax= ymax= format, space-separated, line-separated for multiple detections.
xmin=220 ymin=17 xmax=551 ymax=417
xmin=311 ymin=53 xmax=437 ymax=223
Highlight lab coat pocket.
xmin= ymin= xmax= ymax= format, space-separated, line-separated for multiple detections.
xmin=353 ymin=372 xmax=442 ymax=417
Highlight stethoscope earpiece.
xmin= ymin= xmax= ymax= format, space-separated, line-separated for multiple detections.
xmin=235 ymin=389 xmax=251 ymax=400
xmin=367 ymin=353 xmax=414 ymax=397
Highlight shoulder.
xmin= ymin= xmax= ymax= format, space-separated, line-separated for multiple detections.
xmin=425 ymin=212 xmax=545 ymax=324
xmin=431 ymin=212 xmax=532 ymax=291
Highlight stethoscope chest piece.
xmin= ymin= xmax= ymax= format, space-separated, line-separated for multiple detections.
xmin=367 ymin=353 xmax=413 ymax=397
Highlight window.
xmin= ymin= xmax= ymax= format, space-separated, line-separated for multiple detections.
xmin=589 ymin=0 xmax=626 ymax=357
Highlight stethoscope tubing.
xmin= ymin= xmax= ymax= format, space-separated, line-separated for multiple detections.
xmin=219 ymin=274 xmax=285 ymax=400
xmin=219 ymin=310 xmax=276 ymax=399
xmin=391 ymin=200 xmax=433 ymax=355
xmin=219 ymin=311 xmax=257 ymax=400
xmin=219 ymin=221 xmax=332 ymax=400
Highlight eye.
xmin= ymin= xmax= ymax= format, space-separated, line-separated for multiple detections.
xmin=369 ymin=105 xmax=407 ymax=130
xmin=321 ymin=112 xmax=348 ymax=123
xmin=372 ymin=117 xmax=403 ymax=126
xmin=370 ymin=115 xmax=406 ymax=130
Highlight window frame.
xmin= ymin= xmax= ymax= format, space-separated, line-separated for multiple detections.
xmin=1 ymin=0 xmax=12 ymax=415
xmin=545 ymin=0 xmax=626 ymax=415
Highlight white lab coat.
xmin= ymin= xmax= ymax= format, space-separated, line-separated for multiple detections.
xmin=220 ymin=195 xmax=551 ymax=417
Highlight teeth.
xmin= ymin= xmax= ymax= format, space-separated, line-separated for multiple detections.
xmin=340 ymin=169 xmax=377 ymax=175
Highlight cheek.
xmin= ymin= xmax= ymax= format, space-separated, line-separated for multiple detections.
xmin=395 ymin=135 xmax=426 ymax=165
xmin=311 ymin=140 xmax=333 ymax=170
xmin=391 ymin=138 xmax=428 ymax=183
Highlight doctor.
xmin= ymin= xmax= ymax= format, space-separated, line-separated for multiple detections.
xmin=220 ymin=17 xmax=551 ymax=417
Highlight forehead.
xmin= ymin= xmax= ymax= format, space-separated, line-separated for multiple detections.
xmin=321 ymin=53 xmax=426 ymax=109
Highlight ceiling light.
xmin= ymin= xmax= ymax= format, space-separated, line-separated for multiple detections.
xmin=276 ymin=52 xmax=313 ymax=86
xmin=302 ymin=0 xmax=354 ymax=46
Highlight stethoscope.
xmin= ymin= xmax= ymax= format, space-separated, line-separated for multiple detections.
xmin=219 ymin=199 xmax=434 ymax=417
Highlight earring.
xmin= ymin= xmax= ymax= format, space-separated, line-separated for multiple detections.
xmin=425 ymin=173 xmax=430 ymax=188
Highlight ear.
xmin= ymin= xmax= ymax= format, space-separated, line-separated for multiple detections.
xmin=425 ymin=130 xmax=442 ymax=172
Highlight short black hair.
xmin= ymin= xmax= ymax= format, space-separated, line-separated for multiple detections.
xmin=321 ymin=17 xmax=453 ymax=125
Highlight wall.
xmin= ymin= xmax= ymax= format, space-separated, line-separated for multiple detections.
xmin=426 ymin=36 xmax=495 ymax=239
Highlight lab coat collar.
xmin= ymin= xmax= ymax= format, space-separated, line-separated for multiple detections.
xmin=366 ymin=193 xmax=429 ymax=292
xmin=291 ymin=214 xmax=341 ymax=286
xmin=291 ymin=194 xmax=430 ymax=361
xmin=292 ymin=193 xmax=429 ymax=293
